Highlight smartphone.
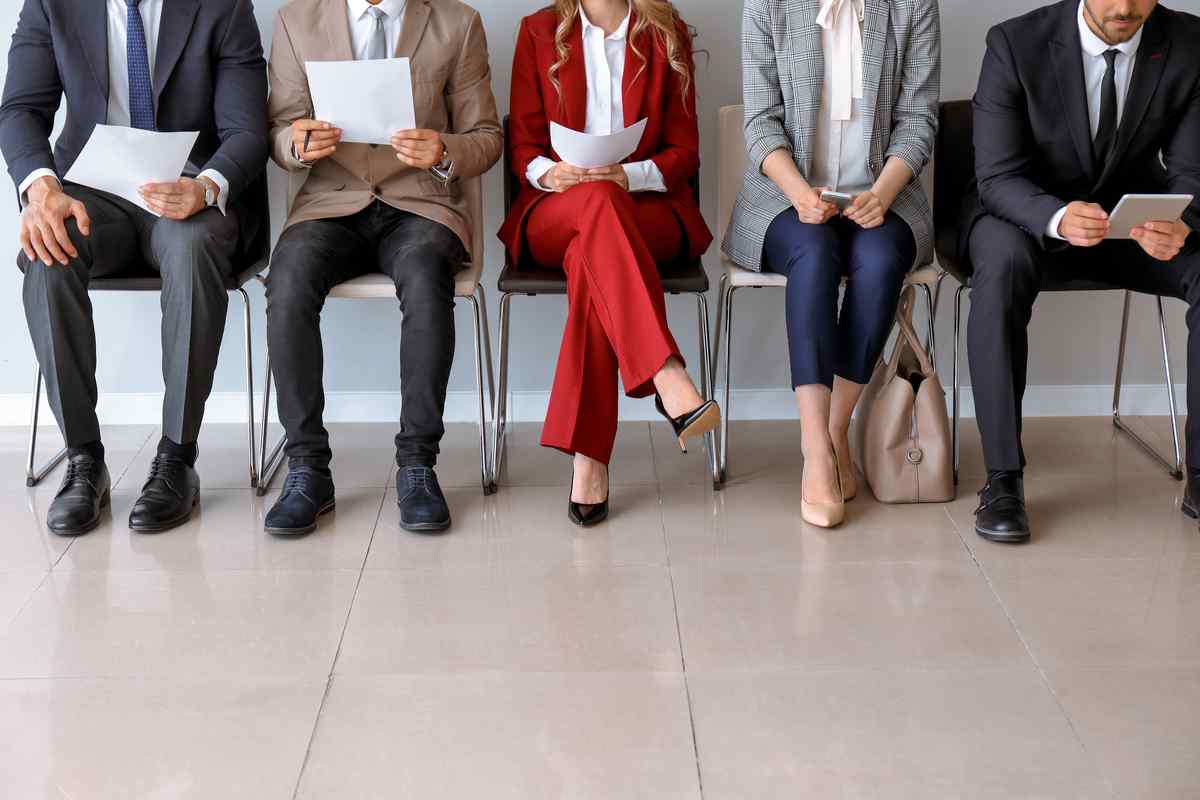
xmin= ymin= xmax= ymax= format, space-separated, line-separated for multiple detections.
xmin=819 ymin=191 xmax=854 ymax=210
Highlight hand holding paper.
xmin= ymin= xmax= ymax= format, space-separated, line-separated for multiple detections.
xmin=550 ymin=119 xmax=648 ymax=169
xmin=306 ymin=58 xmax=416 ymax=144
xmin=63 ymin=125 xmax=199 ymax=215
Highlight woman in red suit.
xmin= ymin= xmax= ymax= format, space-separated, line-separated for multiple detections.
xmin=499 ymin=0 xmax=717 ymax=525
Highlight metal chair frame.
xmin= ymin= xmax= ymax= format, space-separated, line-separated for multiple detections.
xmin=951 ymin=284 xmax=1184 ymax=483
xmin=255 ymin=281 xmax=497 ymax=496
xmin=26 ymin=280 xmax=262 ymax=488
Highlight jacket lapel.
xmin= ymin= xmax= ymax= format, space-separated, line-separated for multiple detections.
xmin=859 ymin=0 xmax=888 ymax=156
xmin=320 ymin=0 xmax=355 ymax=61
xmin=395 ymin=0 xmax=431 ymax=59
xmin=74 ymin=2 xmax=109 ymax=103
xmin=621 ymin=11 xmax=648 ymax=130
xmin=1095 ymin=12 xmax=1168 ymax=189
xmin=153 ymin=0 xmax=201 ymax=104
xmin=1051 ymin=2 xmax=1096 ymax=185
xmin=560 ymin=20 xmax=588 ymax=131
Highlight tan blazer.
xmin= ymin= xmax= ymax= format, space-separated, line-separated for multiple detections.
xmin=267 ymin=0 xmax=502 ymax=255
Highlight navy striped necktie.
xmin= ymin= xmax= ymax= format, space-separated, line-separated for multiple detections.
xmin=126 ymin=0 xmax=156 ymax=130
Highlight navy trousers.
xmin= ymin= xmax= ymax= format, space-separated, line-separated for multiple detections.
xmin=762 ymin=209 xmax=916 ymax=389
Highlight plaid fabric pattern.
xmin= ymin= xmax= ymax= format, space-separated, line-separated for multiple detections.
xmin=723 ymin=0 xmax=940 ymax=271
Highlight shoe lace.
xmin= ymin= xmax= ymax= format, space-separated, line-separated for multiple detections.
xmin=282 ymin=468 xmax=316 ymax=502
xmin=402 ymin=466 xmax=434 ymax=492
xmin=143 ymin=455 xmax=182 ymax=497
xmin=61 ymin=455 xmax=97 ymax=492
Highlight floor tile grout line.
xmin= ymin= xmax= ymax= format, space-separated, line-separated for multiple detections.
xmin=289 ymin=484 xmax=389 ymax=800
xmin=943 ymin=504 xmax=1117 ymax=798
xmin=656 ymin=457 xmax=706 ymax=800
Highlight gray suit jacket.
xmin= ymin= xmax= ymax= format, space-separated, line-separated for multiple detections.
xmin=723 ymin=0 xmax=940 ymax=271
xmin=0 ymin=0 xmax=269 ymax=217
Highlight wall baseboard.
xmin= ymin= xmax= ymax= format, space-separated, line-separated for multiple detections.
xmin=0 ymin=383 xmax=1186 ymax=427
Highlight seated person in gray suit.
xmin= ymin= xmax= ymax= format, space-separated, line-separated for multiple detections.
xmin=0 ymin=0 xmax=269 ymax=535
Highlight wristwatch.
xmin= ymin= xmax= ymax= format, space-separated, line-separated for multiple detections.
xmin=429 ymin=143 xmax=454 ymax=184
xmin=196 ymin=177 xmax=217 ymax=208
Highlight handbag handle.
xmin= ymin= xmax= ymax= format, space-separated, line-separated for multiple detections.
xmin=886 ymin=285 xmax=936 ymax=379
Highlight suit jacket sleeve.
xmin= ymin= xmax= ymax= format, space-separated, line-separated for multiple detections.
xmin=1164 ymin=68 xmax=1200 ymax=235
xmin=507 ymin=17 xmax=550 ymax=181
xmin=741 ymin=0 xmax=791 ymax=175
xmin=647 ymin=23 xmax=701 ymax=191
xmin=0 ymin=0 xmax=62 ymax=194
xmin=201 ymin=0 xmax=269 ymax=201
xmin=973 ymin=24 xmax=1066 ymax=248
xmin=440 ymin=9 xmax=502 ymax=181
xmin=885 ymin=0 xmax=940 ymax=176
xmin=266 ymin=11 xmax=311 ymax=172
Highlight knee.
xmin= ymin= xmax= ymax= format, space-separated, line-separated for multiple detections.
xmin=968 ymin=216 xmax=1039 ymax=296
xmin=776 ymin=226 xmax=841 ymax=289
xmin=396 ymin=261 xmax=454 ymax=312
xmin=570 ymin=180 xmax=634 ymax=212
xmin=152 ymin=217 xmax=230 ymax=280
xmin=265 ymin=262 xmax=328 ymax=317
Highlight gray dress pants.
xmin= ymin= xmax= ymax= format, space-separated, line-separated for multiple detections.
xmin=19 ymin=184 xmax=241 ymax=448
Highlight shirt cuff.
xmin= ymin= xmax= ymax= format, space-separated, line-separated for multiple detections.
xmin=623 ymin=161 xmax=667 ymax=193
xmin=526 ymin=156 xmax=557 ymax=192
xmin=18 ymin=169 xmax=59 ymax=207
xmin=198 ymin=169 xmax=230 ymax=215
xmin=289 ymin=141 xmax=314 ymax=170
xmin=1046 ymin=205 xmax=1069 ymax=241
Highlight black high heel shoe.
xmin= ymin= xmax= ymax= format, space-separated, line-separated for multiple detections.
xmin=654 ymin=395 xmax=721 ymax=454
xmin=568 ymin=467 xmax=609 ymax=527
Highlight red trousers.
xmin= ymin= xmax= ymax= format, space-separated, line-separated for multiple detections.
xmin=525 ymin=182 xmax=686 ymax=464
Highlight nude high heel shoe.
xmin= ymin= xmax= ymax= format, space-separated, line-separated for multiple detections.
xmin=801 ymin=453 xmax=846 ymax=529
xmin=833 ymin=439 xmax=858 ymax=502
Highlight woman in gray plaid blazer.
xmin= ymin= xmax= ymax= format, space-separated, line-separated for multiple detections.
xmin=723 ymin=0 xmax=939 ymax=527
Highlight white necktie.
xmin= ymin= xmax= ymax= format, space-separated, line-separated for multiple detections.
xmin=817 ymin=0 xmax=864 ymax=121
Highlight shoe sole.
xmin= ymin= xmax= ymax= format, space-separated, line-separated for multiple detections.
xmin=398 ymin=506 xmax=452 ymax=534
xmin=265 ymin=499 xmax=337 ymax=537
xmin=675 ymin=403 xmax=721 ymax=453
xmin=49 ymin=490 xmax=111 ymax=537
xmin=1184 ymin=498 xmax=1198 ymax=520
xmin=975 ymin=523 xmax=1031 ymax=544
xmin=129 ymin=492 xmax=199 ymax=534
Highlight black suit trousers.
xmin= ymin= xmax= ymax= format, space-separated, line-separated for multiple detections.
xmin=967 ymin=214 xmax=1200 ymax=472
xmin=265 ymin=201 xmax=467 ymax=471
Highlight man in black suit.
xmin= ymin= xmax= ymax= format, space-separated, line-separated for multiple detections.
xmin=965 ymin=0 xmax=1200 ymax=543
xmin=0 ymin=0 xmax=268 ymax=535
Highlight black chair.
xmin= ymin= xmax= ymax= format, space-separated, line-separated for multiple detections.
xmin=936 ymin=99 xmax=1184 ymax=483
xmin=489 ymin=117 xmax=719 ymax=489
xmin=24 ymin=179 xmax=270 ymax=488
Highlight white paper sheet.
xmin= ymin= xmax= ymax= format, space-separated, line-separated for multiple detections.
xmin=550 ymin=119 xmax=649 ymax=169
xmin=63 ymin=126 xmax=199 ymax=215
xmin=306 ymin=58 xmax=416 ymax=145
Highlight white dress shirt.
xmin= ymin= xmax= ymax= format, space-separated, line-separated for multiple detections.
xmin=346 ymin=0 xmax=407 ymax=60
xmin=808 ymin=0 xmax=873 ymax=196
xmin=20 ymin=0 xmax=229 ymax=213
xmin=1047 ymin=0 xmax=1144 ymax=239
xmin=526 ymin=4 xmax=666 ymax=193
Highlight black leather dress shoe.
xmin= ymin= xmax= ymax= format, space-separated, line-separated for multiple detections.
xmin=1182 ymin=469 xmax=1200 ymax=521
xmin=396 ymin=466 xmax=451 ymax=533
xmin=128 ymin=454 xmax=200 ymax=533
xmin=265 ymin=467 xmax=336 ymax=536
xmin=47 ymin=453 xmax=111 ymax=536
xmin=568 ymin=467 xmax=609 ymax=527
xmin=974 ymin=472 xmax=1031 ymax=544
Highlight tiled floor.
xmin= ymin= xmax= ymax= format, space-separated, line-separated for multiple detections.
xmin=1 ymin=417 xmax=1197 ymax=799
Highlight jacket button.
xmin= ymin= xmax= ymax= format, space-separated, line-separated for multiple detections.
xmin=371 ymin=185 xmax=380 ymax=195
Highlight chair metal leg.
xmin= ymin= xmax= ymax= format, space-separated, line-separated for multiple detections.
xmin=463 ymin=292 xmax=494 ymax=496
xmin=257 ymin=350 xmax=287 ymax=497
xmin=476 ymin=285 xmax=497 ymax=423
xmin=26 ymin=365 xmax=67 ymax=487
xmin=952 ymin=283 xmax=967 ymax=486
xmin=1112 ymin=291 xmax=1185 ymax=480
xmin=490 ymin=292 xmax=514 ymax=487
xmin=236 ymin=288 xmax=259 ymax=489
xmin=714 ymin=280 xmax=736 ymax=487
xmin=694 ymin=291 xmax=719 ymax=487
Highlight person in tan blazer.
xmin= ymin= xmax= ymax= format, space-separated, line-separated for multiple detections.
xmin=263 ymin=0 xmax=502 ymax=536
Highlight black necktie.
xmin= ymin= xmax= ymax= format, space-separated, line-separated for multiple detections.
xmin=1093 ymin=48 xmax=1119 ymax=170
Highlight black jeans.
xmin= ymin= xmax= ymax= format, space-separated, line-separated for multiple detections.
xmin=266 ymin=202 xmax=467 ymax=470
xmin=967 ymin=213 xmax=1200 ymax=472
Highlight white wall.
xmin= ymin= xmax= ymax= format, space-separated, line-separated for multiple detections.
xmin=0 ymin=0 xmax=1196 ymax=421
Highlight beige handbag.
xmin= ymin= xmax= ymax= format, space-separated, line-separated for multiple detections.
xmin=853 ymin=286 xmax=955 ymax=504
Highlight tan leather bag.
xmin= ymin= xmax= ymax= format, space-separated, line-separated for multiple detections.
xmin=853 ymin=286 xmax=955 ymax=504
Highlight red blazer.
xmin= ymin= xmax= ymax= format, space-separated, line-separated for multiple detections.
xmin=497 ymin=8 xmax=713 ymax=267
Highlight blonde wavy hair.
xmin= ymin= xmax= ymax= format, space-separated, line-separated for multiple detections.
xmin=546 ymin=1 xmax=694 ymax=104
